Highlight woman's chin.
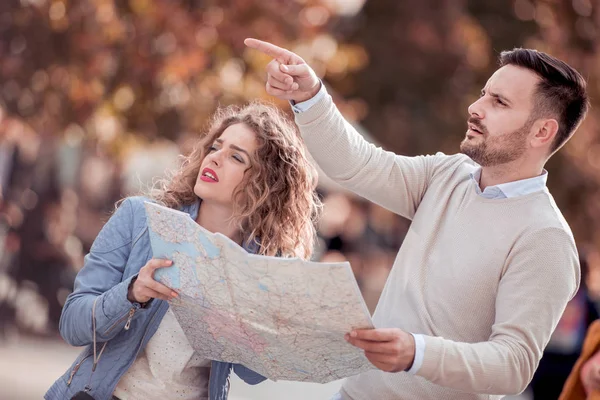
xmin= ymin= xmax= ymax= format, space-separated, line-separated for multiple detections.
xmin=193 ymin=185 xmax=207 ymax=199
xmin=194 ymin=189 xmax=221 ymax=205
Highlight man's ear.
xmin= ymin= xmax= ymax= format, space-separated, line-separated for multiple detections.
xmin=531 ymin=118 xmax=559 ymax=149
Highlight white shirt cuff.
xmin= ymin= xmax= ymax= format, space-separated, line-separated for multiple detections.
xmin=406 ymin=333 xmax=425 ymax=374
xmin=290 ymin=82 xmax=327 ymax=114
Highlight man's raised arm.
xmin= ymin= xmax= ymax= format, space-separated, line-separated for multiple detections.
xmin=245 ymin=38 xmax=441 ymax=220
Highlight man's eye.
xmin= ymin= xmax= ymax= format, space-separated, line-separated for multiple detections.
xmin=496 ymin=98 xmax=505 ymax=106
xmin=208 ymin=146 xmax=217 ymax=152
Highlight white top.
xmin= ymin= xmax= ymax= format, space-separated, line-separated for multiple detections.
xmin=113 ymin=308 xmax=211 ymax=400
xmin=294 ymin=90 xmax=579 ymax=400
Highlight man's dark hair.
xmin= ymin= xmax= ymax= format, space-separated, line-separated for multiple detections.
xmin=499 ymin=48 xmax=589 ymax=153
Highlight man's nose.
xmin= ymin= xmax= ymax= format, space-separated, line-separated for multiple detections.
xmin=468 ymin=97 xmax=485 ymax=119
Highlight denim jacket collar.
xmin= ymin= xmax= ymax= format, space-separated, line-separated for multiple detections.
xmin=182 ymin=198 xmax=201 ymax=221
xmin=181 ymin=198 xmax=260 ymax=255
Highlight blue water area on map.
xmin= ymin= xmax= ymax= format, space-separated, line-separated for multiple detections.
xmin=258 ymin=283 xmax=269 ymax=292
xmin=148 ymin=228 xmax=222 ymax=290
xmin=149 ymin=230 xmax=182 ymax=288
xmin=197 ymin=230 xmax=221 ymax=259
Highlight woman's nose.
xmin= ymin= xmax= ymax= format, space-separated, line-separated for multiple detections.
xmin=207 ymin=151 xmax=222 ymax=166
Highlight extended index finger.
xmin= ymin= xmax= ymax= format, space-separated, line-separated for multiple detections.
xmin=244 ymin=38 xmax=294 ymax=62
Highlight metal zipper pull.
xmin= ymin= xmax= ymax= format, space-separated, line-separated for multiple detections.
xmin=66 ymin=365 xmax=79 ymax=386
xmin=66 ymin=354 xmax=90 ymax=386
xmin=124 ymin=307 xmax=136 ymax=330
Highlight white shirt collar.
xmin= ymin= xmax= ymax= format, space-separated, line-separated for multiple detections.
xmin=469 ymin=166 xmax=548 ymax=199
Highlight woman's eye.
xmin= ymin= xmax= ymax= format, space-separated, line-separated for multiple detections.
xmin=496 ymin=99 xmax=505 ymax=106
xmin=233 ymin=154 xmax=244 ymax=163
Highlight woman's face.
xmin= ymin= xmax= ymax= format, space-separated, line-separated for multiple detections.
xmin=194 ymin=123 xmax=258 ymax=208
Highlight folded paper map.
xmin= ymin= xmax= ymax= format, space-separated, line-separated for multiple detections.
xmin=144 ymin=201 xmax=375 ymax=383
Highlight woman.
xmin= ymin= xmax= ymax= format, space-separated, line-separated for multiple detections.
xmin=45 ymin=101 xmax=322 ymax=400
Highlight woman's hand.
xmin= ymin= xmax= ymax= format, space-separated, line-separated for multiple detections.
xmin=127 ymin=258 xmax=178 ymax=303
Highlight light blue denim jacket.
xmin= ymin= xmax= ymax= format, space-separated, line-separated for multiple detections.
xmin=45 ymin=196 xmax=266 ymax=400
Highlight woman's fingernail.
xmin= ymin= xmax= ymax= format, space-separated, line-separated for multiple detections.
xmin=281 ymin=64 xmax=289 ymax=72
xmin=171 ymin=292 xmax=178 ymax=297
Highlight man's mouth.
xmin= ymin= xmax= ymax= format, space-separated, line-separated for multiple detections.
xmin=467 ymin=123 xmax=484 ymax=135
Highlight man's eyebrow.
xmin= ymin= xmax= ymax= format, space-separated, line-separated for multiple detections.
xmin=482 ymin=89 xmax=512 ymax=105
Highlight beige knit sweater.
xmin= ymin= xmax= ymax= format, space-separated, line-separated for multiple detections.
xmin=295 ymin=93 xmax=580 ymax=399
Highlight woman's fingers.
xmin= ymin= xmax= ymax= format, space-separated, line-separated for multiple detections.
xmin=145 ymin=258 xmax=173 ymax=273
xmin=142 ymin=277 xmax=178 ymax=299
xmin=132 ymin=258 xmax=178 ymax=302
xmin=137 ymin=286 xmax=173 ymax=302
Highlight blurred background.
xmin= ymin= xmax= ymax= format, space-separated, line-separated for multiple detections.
xmin=0 ymin=0 xmax=599 ymax=399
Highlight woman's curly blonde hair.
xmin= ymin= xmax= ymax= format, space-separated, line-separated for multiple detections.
xmin=150 ymin=101 xmax=322 ymax=259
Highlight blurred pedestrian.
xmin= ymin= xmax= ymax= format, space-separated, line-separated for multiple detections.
xmin=559 ymin=318 xmax=600 ymax=399
xmin=530 ymin=253 xmax=599 ymax=399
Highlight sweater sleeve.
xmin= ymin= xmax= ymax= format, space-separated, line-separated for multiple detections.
xmin=415 ymin=227 xmax=580 ymax=395
xmin=294 ymin=91 xmax=442 ymax=220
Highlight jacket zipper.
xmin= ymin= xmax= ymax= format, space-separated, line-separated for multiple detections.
xmin=103 ymin=305 xmax=139 ymax=335
xmin=124 ymin=307 xmax=136 ymax=330
xmin=67 ymin=303 xmax=138 ymax=387
xmin=66 ymin=352 xmax=93 ymax=386
xmin=106 ymin=302 xmax=164 ymax=397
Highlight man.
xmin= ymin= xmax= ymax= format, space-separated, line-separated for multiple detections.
xmin=245 ymin=38 xmax=589 ymax=400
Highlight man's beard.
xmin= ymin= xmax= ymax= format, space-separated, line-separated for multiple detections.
xmin=460 ymin=118 xmax=533 ymax=167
